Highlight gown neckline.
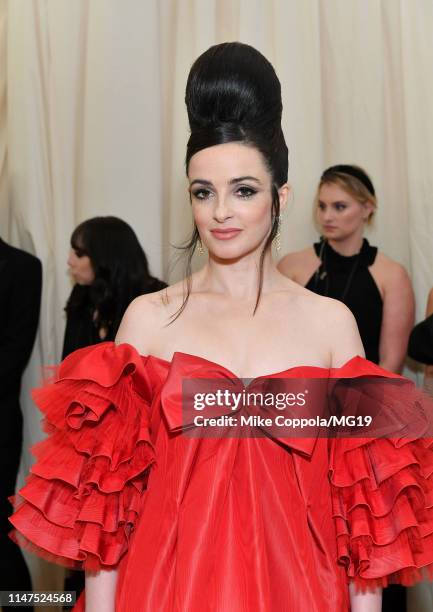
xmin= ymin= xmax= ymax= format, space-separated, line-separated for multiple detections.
xmin=140 ymin=348 xmax=365 ymax=382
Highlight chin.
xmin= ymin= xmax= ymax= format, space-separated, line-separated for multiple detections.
xmin=323 ymin=231 xmax=343 ymax=241
xmin=209 ymin=248 xmax=246 ymax=261
xmin=210 ymin=243 xmax=266 ymax=262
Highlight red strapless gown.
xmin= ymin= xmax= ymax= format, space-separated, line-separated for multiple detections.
xmin=8 ymin=342 xmax=433 ymax=611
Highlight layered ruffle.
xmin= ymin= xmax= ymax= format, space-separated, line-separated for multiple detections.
xmin=9 ymin=342 xmax=156 ymax=571
xmin=329 ymin=358 xmax=433 ymax=591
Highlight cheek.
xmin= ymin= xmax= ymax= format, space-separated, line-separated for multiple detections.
xmin=192 ymin=204 xmax=209 ymax=228
xmin=242 ymin=196 xmax=272 ymax=225
xmin=80 ymin=257 xmax=94 ymax=281
xmin=343 ymin=206 xmax=364 ymax=225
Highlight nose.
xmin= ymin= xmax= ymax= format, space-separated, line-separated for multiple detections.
xmin=213 ymin=194 xmax=233 ymax=223
xmin=320 ymin=207 xmax=334 ymax=223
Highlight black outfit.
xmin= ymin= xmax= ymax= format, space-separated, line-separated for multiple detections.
xmin=0 ymin=238 xmax=42 ymax=612
xmin=305 ymin=238 xmax=383 ymax=363
xmin=305 ymin=238 xmax=405 ymax=612
xmin=408 ymin=314 xmax=433 ymax=365
xmin=62 ymin=279 xmax=168 ymax=359
xmin=62 ymin=285 xmax=104 ymax=359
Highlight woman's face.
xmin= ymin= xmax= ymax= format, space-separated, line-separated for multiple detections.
xmin=316 ymin=182 xmax=372 ymax=241
xmin=188 ymin=142 xmax=287 ymax=260
xmin=67 ymin=247 xmax=95 ymax=285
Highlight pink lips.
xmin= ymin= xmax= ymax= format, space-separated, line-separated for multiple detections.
xmin=210 ymin=229 xmax=242 ymax=240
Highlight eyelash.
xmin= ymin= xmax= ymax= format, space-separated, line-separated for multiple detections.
xmin=191 ymin=186 xmax=258 ymax=201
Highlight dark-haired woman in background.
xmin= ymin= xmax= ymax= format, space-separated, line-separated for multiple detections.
xmin=62 ymin=216 xmax=166 ymax=606
xmin=10 ymin=45 xmax=433 ymax=612
xmin=63 ymin=216 xmax=167 ymax=358
xmin=278 ymin=165 xmax=414 ymax=373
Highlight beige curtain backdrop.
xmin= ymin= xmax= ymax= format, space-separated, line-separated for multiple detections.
xmin=0 ymin=1 xmax=432 ymax=609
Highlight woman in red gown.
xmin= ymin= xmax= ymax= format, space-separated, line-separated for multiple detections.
xmin=9 ymin=43 xmax=433 ymax=612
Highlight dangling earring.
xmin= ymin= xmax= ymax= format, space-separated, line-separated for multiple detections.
xmin=198 ymin=238 xmax=204 ymax=255
xmin=274 ymin=216 xmax=282 ymax=253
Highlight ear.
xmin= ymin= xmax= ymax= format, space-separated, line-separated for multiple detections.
xmin=362 ymin=200 xmax=374 ymax=221
xmin=278 ymin=183 xmax=291 ymax=213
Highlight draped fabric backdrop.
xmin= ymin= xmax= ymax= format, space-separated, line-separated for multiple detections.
xmin=0 ymin=1 xmax=432 ymax=608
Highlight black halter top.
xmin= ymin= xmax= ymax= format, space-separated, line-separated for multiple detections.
xmin=305 ymin=238 xmax=383 ymax=364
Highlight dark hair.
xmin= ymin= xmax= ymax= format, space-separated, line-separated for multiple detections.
xmin=67 ymin=216 xmax=166 ymax=338
xmin=174 ymin=42 xmax=288 ymax=319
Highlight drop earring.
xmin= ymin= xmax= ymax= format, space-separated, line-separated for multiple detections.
xmin=274 ymin=216 xmax=282 ymax=253
xmin=198 ymin=239 xmax=204 ymax=255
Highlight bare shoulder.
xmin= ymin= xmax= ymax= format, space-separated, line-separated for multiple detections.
xmin=277 ymin=246 xmax=319 ymax=282
xmin=277 ymin=246 xmax=316 ymax=273
xmin=115 ymin=281 xmax=186 ymax=353
xmin=373 ymin=251 xmax=411 ymax=284
xmin=304 ymin=295 xmax=364 ymax=366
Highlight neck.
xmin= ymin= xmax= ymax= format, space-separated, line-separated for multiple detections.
xmin=327 ymin=233 xmax=364 ymax=257
xmin=197 ymin=246 xmax=278 ymax=301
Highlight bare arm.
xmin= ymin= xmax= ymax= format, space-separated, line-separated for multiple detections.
xmin=349 ymin=584 xmax=382 ymax=612
xmin=378 ymin=263 xmax=415 ymax=373
xmin=85 ymin=570 xmax=118 ymax=612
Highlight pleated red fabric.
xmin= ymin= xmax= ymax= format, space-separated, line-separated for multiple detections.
xmin=8 ymin=343 xmax=433 ymax=611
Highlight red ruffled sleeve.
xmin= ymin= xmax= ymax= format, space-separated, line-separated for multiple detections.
xmin=329 ymin=356 xmax=433 ymax=592
xmin=9 ymin=342 xmax=156 ymax=571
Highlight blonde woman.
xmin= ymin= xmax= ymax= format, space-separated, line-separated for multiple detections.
xmin=278 ymin=165 xmax=414 ymax=373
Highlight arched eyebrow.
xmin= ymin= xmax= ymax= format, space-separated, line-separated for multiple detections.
xmin=190 ymin=176 xmax=262 ymax=187
xmin=229 ymin=176 xmax=262 ymax=185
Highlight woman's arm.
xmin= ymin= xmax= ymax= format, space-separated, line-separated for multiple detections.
xmin=349 ymin=584 xmax=382 ymax=612
xmin=327 ymin=302 xmax=383 ymax=609
xmin=83 ymin=296 xmax=162 ymax=611
xmin=378 ymin=263 xmax=415 ymax=373
xmin=85 ymin=569 xmax=118 ymax=612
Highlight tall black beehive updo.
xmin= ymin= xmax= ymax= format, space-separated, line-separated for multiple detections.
xmin=185 ymin=42 xmax=288 ymax=188
xmin=173 ymin=43 xmax=288 ymax=321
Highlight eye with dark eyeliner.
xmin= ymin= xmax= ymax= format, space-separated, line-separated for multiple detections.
xmin=191 ymin=188 xmax=212 ymax=200
xmin=190 ymin=185 xmax=258 ymax=201
xmin=236 ymin=185 xmax=257 ymax=199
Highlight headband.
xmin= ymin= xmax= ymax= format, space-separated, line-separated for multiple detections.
xmin=321 ymin=164 xmax=375 ymax=197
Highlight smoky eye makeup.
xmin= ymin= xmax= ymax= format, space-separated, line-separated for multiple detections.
xmin=189 ymin=185 xmax=259 ymax=201
xmin=190 ymin=187 xmax=212 ymax=200
xmin=333 ymin=202 xmax=348 ymax=211
xmin=235 ymin=185 xmax=258 ymax=198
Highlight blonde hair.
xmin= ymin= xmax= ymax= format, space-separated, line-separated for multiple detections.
xmin=317 ymin=165 xmax=377 ymax=224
